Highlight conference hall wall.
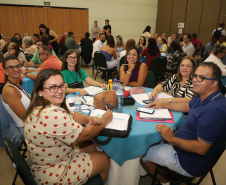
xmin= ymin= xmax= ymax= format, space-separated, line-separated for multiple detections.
xmin=156 ymin=0 xmax=226 ymax=45
xmin=0 ymin=0 xmax=158 ymax=44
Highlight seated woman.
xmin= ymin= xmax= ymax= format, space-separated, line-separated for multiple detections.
xmin=166 ymin=40 xmax=185 ymax=70
xmin=157 ymin=37 xmax=167 ymax=53
xmin=115 ymin=35 xmax=125 ymax=57
xmin=140 ymin=38 xmax=160 ymax=68
xmin=204 ymin=43 xmax=226 ymax=76
xmin=23 ymin=68 xmax=112 ymax=185
xmin=137 ymin=36 xmax=146 ymax=54
xmin=100 ymin=36 xmax=118 ymax=69
xmin=22 ymin=36 xmax=37 ymax=55
xmin=4 ymin=42 xmax=26 ymax=65
xmin=1 ymin=55 xmax=31 ymax=139
xmin=13 ymin=33 xmax=23 ymax=48
xmin=61 ymin=49 xmax=106 ymax=95
xmin=148 ymin=56 xmax=197 ymax=104
xmin=120 ymin=46 xmax=148 ymax=87
xmin=119 ymin=39 xmax=136 ymax=61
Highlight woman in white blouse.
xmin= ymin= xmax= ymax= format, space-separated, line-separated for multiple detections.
xmin=204 ymin=44 xmax=226 ymax=76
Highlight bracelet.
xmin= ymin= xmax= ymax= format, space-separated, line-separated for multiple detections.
xmin=126 ymin=71 xmax=132 ymax=74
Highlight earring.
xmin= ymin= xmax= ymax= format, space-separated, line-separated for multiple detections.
xmin=39 ymin=94 xmax=42 ymax=97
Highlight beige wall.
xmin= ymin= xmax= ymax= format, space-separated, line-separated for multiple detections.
xmin=0 ymin=0 xmax=158 ymax=44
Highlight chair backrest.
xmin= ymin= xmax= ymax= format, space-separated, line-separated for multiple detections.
xmin=120 ymin=56 xmax=125 ymax=67
xmin=151 ymin=56 xmax=167 ymax=74
xmin=146 ymin=70 xmax=156 ymax=88
xmin=94 ymin=51 xmax=107 ymax=68
xmin=81 ymin=44 xmax=93 ymax=64
xmin=58 ymin=44 xmax=68 ymax=56
xmin=167 ymin=47 xmax=173 ymax=54
xmin=3 ymin=138 xmax=37 ymax=185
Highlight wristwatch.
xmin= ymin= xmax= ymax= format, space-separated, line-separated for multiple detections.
xmin=169 ymin=99 xmax=172 ymax=103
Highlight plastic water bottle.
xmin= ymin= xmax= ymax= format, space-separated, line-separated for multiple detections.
xmin=116 ymin=82 xmax=124 ymax=113
xmin=74 ymin=92 xmax=82 ymax=113
xmin=113 ymin=78 xmax=118 ymax=90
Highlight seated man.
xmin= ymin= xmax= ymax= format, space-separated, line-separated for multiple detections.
xmin=203 ymin=36 xmax=218 ymax=60
xmin=65 ymin=32 xmax=80 ymax=49
xmin=24 ymin=38 xmax=57 ymax=71
xmin=191 ymin=33 xmax=201 ymax=52
xmin=182 ymin=34 xmax=195 ymax=56
xmin=142 ymin=62 xmax=226 ymax=184
xmin=22 ymin=46 xmax=62 ymax=80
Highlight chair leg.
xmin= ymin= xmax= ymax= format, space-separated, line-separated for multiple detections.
xmin=12 ymin=171 xmax=19 ymax=185
xmin=210 ymin=170 xmax=216 ymax=185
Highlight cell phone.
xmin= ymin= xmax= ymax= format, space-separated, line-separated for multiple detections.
xmin=136 ymin=108 xmax=154 ymax=114
xmin=143 ymin=99 xmax=154 ymax=104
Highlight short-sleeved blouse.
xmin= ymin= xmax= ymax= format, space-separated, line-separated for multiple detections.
xmin=24 ymin=105 xmax=93 ymax=185
xmin=161 ymin=74 xmax=195 ymax=98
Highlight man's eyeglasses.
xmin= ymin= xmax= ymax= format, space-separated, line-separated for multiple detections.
xmin=191 ymin=73 xmax=216 ymax=82
xmin=68 ymin=56 xmax=77 ymax=60
xmin=43 ymin=83 xmax=66 ymax=93
xmin=6 ymin=64 xmax=22 ymax=71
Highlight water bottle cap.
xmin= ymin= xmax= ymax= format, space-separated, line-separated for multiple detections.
xmin=114 ymin=78 xmax=117 ymax=82
xmin=75 ymin=92 xmax=79 ymax=95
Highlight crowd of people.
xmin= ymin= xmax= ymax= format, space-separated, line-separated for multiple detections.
xmin=0 ymin=20 xmax=226 ymax=185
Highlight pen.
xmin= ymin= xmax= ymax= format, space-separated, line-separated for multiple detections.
xmin=104 ymin=102 xmax=108 ymax=110
xmin=82 ymin=96 xmax=87 ymax=103
xmin=124 ymin=106 xmax=139 ymax=109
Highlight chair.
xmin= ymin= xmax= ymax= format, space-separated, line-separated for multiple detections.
xmin=81 ymin=44 xmax=93 ymax=66
xmin=146 ymin=70 xmax=156 ymax=88
xmin=58 ymin=44 xmax=68 ymax=57
xmin=151 ymin=138 xmax=226 ymax=185
xmin=167 ymin=47 xmax=173 ymax=54
xmin=3 ymin=138 xmax=36 ymax=185
xmin=151 ymin=56 xmax=167 ymax=82
xmin=94 ymin=51 xmax=118 ymax=81
xmin=120 ymin=56 xmax=125 ymax=67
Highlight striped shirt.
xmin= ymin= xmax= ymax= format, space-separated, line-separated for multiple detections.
xmin=161 ymin=74 xmax=195 ymax=98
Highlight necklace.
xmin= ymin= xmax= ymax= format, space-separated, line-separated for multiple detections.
xmin=8 ymin=80 xmax=31 ymax=100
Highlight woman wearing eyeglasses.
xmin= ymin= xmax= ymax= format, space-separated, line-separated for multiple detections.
xmin=148 ymin=56 xmax=197 ymax=104
xmin=23 ymin=68 xmax=112 ymax=185
xmin=120 ymin=46 xmax=148 ymax=87
xmin=1 ymin=55 xmax=31 ymax=139
xmin=61 ymin=49 xmax=106 ymax=95
xmin=4 ymin=42 xmax=26 ymax=65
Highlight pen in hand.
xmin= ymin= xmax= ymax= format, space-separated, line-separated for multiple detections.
xmin=104 ymin=102 xmax=108 ymax=110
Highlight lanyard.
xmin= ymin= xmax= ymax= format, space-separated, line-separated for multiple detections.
xmin=8 ymin=80 xmax=31 ymax=100
xmin=68 ymin=69 xmax=77 ymax=83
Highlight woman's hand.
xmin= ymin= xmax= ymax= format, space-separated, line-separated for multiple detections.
xmin=100 ymin=83 xmax=107 ymax=89
xmin=145 ymin=102 xmax=163 ymax=109
xmin=149 ymin=90 xmax=158 ymax=99
xmin=88 ymin=116 xmax=102 ymax=125
xmin=101 ymin=110 xmax=113 ymax=126
xmin=128 ymin=63 xmax=135 ymax=72
xmin=78 ymin=89 xmax=89 ymax=96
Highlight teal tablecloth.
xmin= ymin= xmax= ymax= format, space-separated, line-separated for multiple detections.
xmin=67 ymin=88 xmax=185 ymax=166
xmin=21 ymin=77 xmax=35 ymax=94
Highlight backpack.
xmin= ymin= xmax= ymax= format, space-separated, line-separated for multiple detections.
xmin=213 ymin=28 xmax=223 ymax=39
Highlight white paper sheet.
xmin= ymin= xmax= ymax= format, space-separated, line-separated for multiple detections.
xmin=90 ymin=109 xmax=130 ymax=131
xmin=157 ymin=92 xmax=173 ymax=99
xmin=83 ymin=86 xmax=105 ymax=96
xmin=131 ymin=93 xmax=150 ymax=105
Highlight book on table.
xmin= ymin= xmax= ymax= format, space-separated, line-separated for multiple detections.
xmin=139 ymin=108 xmax=172 ymax=120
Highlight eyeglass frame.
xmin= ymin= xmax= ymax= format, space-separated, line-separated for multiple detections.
xmin=191 ymin=73 xmax=216 ymax=82
xmin=43 ymin=83 xmax=66 ymax=93
xmin=6 ymin=64 xmax=22 ymax=71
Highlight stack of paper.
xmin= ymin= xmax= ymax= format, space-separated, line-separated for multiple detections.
xmin=83 ymin=86 xmax=105 ymax=96
xmin=139 ymin=108 xmax=172 ymax=120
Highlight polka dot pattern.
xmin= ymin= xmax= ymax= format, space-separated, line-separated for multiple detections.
xmin=24 ymin=105 xmax=92 ymax=185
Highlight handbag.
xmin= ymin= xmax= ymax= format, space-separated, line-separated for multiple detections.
xmin=67 ymin=69 xmax=84 ymax=89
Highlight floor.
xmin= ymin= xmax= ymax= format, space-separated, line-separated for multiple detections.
xmin=1 ymin=65 xmax=226 ymax=185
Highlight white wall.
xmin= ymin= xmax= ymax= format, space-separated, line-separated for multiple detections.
xmin=0 ymin=0 xmax=158 ymax=43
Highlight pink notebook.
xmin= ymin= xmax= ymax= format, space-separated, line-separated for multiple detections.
xmin=136 ymin=111 xmax=175 ymax=123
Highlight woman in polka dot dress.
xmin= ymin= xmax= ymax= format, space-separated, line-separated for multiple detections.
xmin=23 ymin=68 xmax=113 ymax=185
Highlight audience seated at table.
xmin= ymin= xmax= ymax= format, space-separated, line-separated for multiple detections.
xmin=149 ymin=56 xmax=197 ymax=103
xmin=13 ymin=33 xmax=23 ymax=48
xmin=0 ymin=34 xmax=6 ymax=51
xmin=4 ymin=42 xmax=26 ymax=65
xmin=1 ymin=55 xmax=31 ymax=139
xmin=120 ymin=46 xmax=147 ymax=87
xmin=59 ymin=32 xmax=68 ymax=46
xmin=24 ymin=38 xmax=57 ymax=70
xmin=61 ymin=49 xmax=106 ymax=95
xmin=157 ymin=37 xmax=167 ymax=53
xmin=161 ymin=33 xmax=167 ymax=42
xmin=142 ymin=25 xmax=152 ymax=42
xmin=119 ymin=38 xmax=136 ymax=61
xmin=22 ymin=46 xmax=62 ymax=80
xmin=92 ymin=33 xmax=106 ymax=58
xmin=166 ymin=40 xmax=185 ymax=71
xmin=182 ymin=34 xmax=195 ymax=56
xmin=140 ymin=38 xmax=160 ymax=68
xmin=142 ymin=62 xmax=226 ymax=185
xmin=204 ymin=43 xmax=226 ymax=76
xmin=65 ymin=32 xmax=80 ymax=49
xmin=23 ymin=68 xmax=112 ymax=185
xmin=137 ymin=36 xmax=146 ymax=54
xmin=32 ymin=33 xmax=40 ymax=45
xmin=115 ymin=35 xmax=125 ymax=57
xmin=203 ymin=36 xmax=218 ymax=60
xmin=191 ymin=33 xmax=201 ymax=52
xmin=153 ymin=32 xmax=158 ymax=41
xmin=100 ymin=36 xmax=118 ymax=69
xmin=39 ymin=24 xmax=59 ymax=54
xmin=80 ymin=32 xmax=93 ymax=47
xmin=22 ymin=36 xmax=37 ymax=55
xmin=168 ymin=33 xmax=178 ymax=46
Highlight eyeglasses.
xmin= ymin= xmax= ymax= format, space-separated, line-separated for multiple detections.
xmin=8 ymin=47 xmax=15 ymax=50
xmin=128 ymin=53 xmax=137 ymax=57
xmin=43 ymin=83 xmax=66 ymax=93
xmin=6 ymin=64 xmax=22 ymax=71
xmin=36 ymin=44 xmax=42 ymax=47
xmin=180 ymin=64 xmax=192 ymax=68
xmin=191 ymin=73 xmax=216 ymax=82
xmin=68 ymin=56 xmax=77 ymax=60
xmin=39 ymin=52 xmax=46 ymax=56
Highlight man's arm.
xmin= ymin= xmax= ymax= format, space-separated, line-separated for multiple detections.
xmin=24 ymin=72 xmax=38 ymax=80
xmin=156 ymin=124 xmax=212 ymax=156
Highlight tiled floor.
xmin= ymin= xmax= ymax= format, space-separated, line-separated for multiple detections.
xmin=1 ymin=66 xmax=226 ymax=185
